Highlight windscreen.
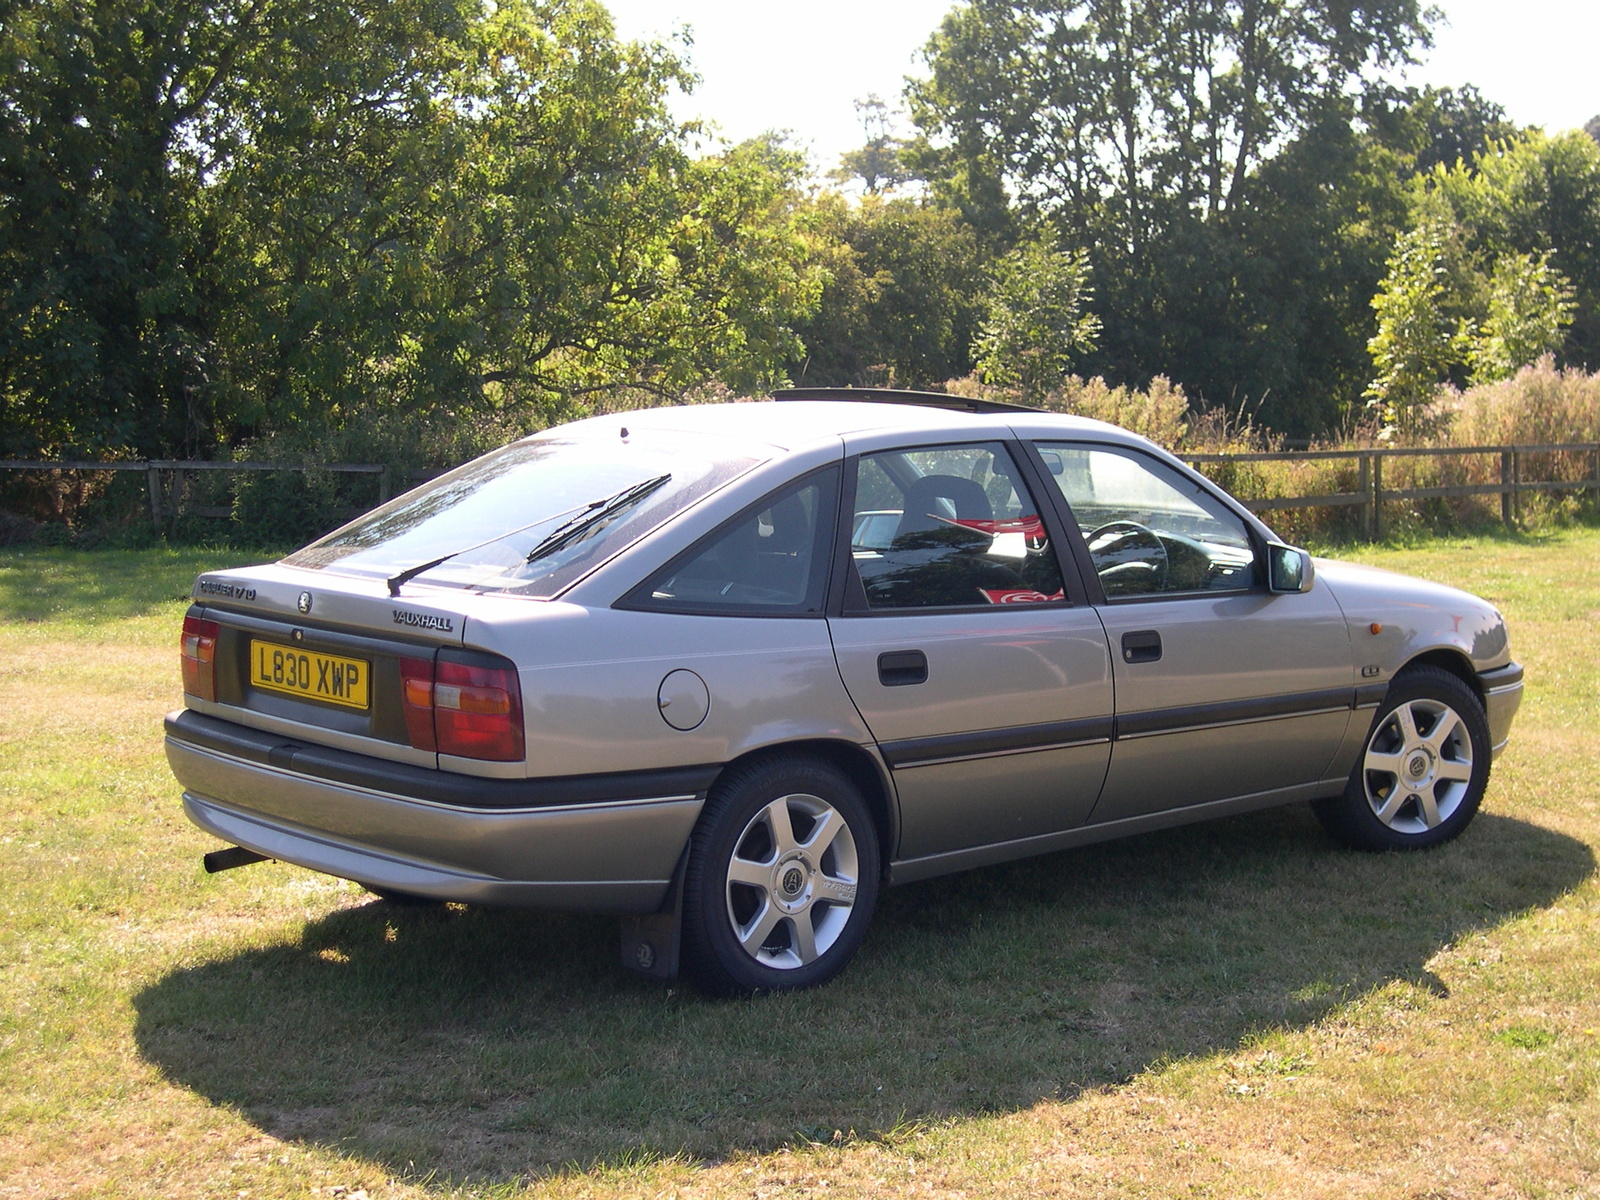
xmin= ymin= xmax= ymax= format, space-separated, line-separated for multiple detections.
xmin=282 ymin=431 xmax=764 ymax=598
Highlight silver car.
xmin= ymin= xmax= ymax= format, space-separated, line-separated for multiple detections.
xmin=165 ymin=390 xmax=1524 ymax=993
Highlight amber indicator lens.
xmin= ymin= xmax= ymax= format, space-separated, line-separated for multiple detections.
xmin=180 ymin=616 xmax=220 ymax=701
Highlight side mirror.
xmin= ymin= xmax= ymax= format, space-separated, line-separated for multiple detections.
xmin=1267 ymin=542 xmax=1314 ymax=594
xmin=1039 ymin=450 xmax=1065 ymax=476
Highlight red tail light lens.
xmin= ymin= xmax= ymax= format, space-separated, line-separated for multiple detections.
xmin=399 ymin=656 xmax=438 ymax=752
xmin=180 ymin=616 xmax=220 ymax=702
xmin=398 ymin=652 xmax=524 ymax=762
xmin=435 ymin=658 xmax=524 ymax=761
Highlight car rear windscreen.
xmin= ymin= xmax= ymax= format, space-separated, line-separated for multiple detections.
xmin=282 ymin=431 xmax=763 ymax=598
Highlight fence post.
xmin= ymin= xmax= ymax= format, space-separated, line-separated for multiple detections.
xmin=378 ymin=465 xmax=391 ymax=504
xmin=1499 ymin=449 xmax=1514 ymax=528
xmin=1358 ymin=453 xmax=1372 ymax=541
xmin=1371 ymin=452 xmax=1383 ymax=541
xmin=1512 ymin=448 xmax=1522 ymax=524
xmin=1591 ymin=445 xmax=1599 ymax=511
xmin=146 ymin=465 xmax=162 ymax=530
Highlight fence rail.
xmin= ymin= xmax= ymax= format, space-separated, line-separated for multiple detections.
xmin=0 ymin=459 xmax=390 ymax=527
xmin=5 ymin=442 xmax=1600 ymax=539
xmin=1179 ymin=442 xmax=1600 ymax=539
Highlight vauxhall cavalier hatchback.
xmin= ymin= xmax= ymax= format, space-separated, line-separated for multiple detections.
xmin=166 ymin=390 xmax=1524 ymax=992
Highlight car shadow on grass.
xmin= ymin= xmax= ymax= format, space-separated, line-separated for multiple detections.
xmin=132 ymin=805 xmax=1593 ymax=1187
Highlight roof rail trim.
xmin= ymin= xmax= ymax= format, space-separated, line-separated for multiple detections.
xmin=770 ymin=387 xmax=1042 ymax=415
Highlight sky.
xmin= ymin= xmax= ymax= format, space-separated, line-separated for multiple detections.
xmin=603 ymin=0 xmax=1600 ymax=176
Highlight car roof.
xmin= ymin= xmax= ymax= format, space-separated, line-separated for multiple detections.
xmin=549 ymin=399 xmax=1130 ymax=453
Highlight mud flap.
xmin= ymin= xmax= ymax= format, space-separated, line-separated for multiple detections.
xmin=619 ymin=847 xmax=687 ymax=980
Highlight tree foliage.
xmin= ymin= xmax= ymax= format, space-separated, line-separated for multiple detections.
xmin=909 ymin=0 xmax=1432 ymax=242
xmin=904 ymin=0 xmax=1442 ymax=435
xmin=1466 ymin=252 xmax=1575 ymax=385
xmin=1364 ymin=219 xmax=1470 ymax=437
xmin=830 ymin=96 xmax=917 ymax=195
xmin=788 ymin=195 xmax=986 ymax=389
xmin=0 ymin=0 xmax=823 ymax=460
xmin=1420 ymin=130 xmax=1600 ymax=373
xmin=973 ymin=239 xmax=1099 ymax=400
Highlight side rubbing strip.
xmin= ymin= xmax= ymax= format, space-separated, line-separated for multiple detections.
xmin=1354 ymin=682 xmax=1389 ymax=708
xmin=880 ymin=686 xmax=1364 ymax=770
xmin=1114 ymin=686 xmax=1356 ymax=739
xmin=881 ymin=716 xmax=1115 ymax=769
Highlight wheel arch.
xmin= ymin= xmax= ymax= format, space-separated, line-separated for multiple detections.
xmin=712 ymin=739 xmax=898 ymax=877
xmin=1399 ymin=648 xmax=1484 ymax=704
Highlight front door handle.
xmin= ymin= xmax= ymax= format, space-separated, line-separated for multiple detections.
xmin=878 ymin=649 xmax=928 ymax=687
xmin=1121 ymin=630 xmax=1162 ymax=664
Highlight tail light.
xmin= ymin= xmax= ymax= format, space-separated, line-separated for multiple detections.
xmin=180 ymin=615 xmax=220 ymax=701
xmin=399 ymin=657 xmax=438 ymax=752
xmin=399 ymin=652 xmax=524 ymax=762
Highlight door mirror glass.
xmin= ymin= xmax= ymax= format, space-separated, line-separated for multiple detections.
xmin=1267 ymin=543 xmax=1314 ymax=593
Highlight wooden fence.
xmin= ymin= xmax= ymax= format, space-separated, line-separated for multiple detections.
xmin=1182 ymin=443 xmax=1600 ymax=539
xmin=5 ymin=442 xmax=1600 ymax=539
xmin=0 ymin=459 xmax=392 ymax=528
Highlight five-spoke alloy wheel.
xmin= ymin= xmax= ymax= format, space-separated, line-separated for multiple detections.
xmin=1314 ymin=665 xmax=1491 ymax=850
xmin=684 ymin=756 xmax=880 ymax=993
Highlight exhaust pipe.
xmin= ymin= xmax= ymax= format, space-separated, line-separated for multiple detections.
xmin=203 ymin=845 xmax=270 ymax=874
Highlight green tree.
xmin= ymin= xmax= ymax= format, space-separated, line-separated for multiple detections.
xmin=972 ymin=239 xmax=1099 ymax=400
xmin=904 ymin=0 xmax=1438 ymax=435
xmin=1423 ymin=130 xmax=1600 ymax=373
xmin=831 ymin=96 xmax=917 ymax=195
xmin=0 ymin=0 xmax=827 ymax=461
xmin=789 ymin=194 xmax=986 ymax=388
xmin=1465 ymin=252 xmax=1575 ymax=384
xmin=1364 ymin=218 xmax=1469 ymax=437
xmin=909 ymin=0 xmax=1432 ymax=244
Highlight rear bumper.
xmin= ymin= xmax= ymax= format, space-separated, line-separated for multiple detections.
xmin=165 ymin=710 xmax=713 ymax=913
xmin=1479 ymin=662 xmax=1524 ymax=759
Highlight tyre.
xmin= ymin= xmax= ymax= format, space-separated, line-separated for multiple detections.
xmin=1313 ymin=664 xmax=1491 ymax=850
xmin=682 ymin=756 xmax=880 ymax=994
xmin=362 ymin=885 xmax=443 ymax=907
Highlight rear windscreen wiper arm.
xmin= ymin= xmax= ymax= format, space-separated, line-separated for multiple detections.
xmin=385 ymin=507 xmax=596 ymax=596
xmin=385 ymin=473 xmax=672 ymax=596
xmin=522 ymin=473 xmax=672 ymax=566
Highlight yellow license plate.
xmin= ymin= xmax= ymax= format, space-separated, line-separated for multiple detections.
xmin=249 ymin=640 xmax=370 ymax=710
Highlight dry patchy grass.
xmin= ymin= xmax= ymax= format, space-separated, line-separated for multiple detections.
xmin=1 ymin=532 xmax=1597 ymax=1198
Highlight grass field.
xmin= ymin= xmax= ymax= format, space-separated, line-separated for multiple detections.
xmin=1 ymin=532 xmax=1597 ymax=1199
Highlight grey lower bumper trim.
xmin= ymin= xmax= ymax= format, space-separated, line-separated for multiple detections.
xmin=184 ymin=794 xmax=667 ymax=911
xmin=168 ymin=735 xmax=705 ymax=913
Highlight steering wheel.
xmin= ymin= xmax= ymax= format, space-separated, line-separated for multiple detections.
xmin=1086 ymin=520 xmax=1168 ymax=594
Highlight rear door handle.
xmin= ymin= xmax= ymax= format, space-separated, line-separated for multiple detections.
xmin=878 ymin=649 xmax=928 ymax=687
xmin=1121 ymin=630 xmax=1162 ymax=664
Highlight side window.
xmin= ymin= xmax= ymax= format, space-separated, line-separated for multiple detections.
xmin=851 ymin=442 xmax=1067 ymax=611
xmin=633 ymin=472 xmax=835 ymax=614
xmin=1034 ymin=442 xmax=1255 ymax=598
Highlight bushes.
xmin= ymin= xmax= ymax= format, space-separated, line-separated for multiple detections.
xmin=7 ymin=364 xmax=1597 ymax=552
xmin=950 ymin=363 xmax=1600 ymax=545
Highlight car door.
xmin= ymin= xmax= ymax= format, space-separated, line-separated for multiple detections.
xmin=1029 ymin=440 xmax=1355 ymax=824
xmin=826 ymin=440 xmax=1115 ymax=863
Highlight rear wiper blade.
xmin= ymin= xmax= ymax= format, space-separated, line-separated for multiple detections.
xmin=385 ymin=473 xmax=674 ymax=596
xmin=385 ymin=503 xmax=602 ymax=597
xmin=523 ymin=473 xmax=672 ymax=566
